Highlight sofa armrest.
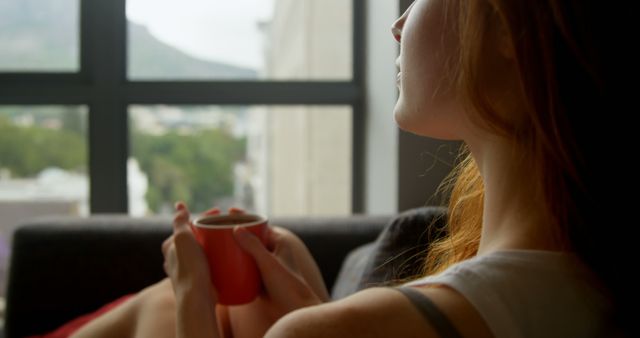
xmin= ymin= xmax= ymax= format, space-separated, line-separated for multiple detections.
xmin=4 ymin=214 xmax=390 ymax=338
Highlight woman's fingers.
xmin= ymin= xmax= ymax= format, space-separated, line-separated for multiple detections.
xmin=161 ymin=235 xmax=175 ymax=276
xmin=202 ymin=205 xmax=245 ymax=216
xmin=233 ymin=227 xmax=319 ymax=310
xmin=165 ymin=202 xmax=217 ymax=300
xmin=161 ymin=234 xmax=174 ymax=256
xmin=173 ymin=204 xmax=191 ymax=234
xmin=203 ymin=207 xmax=221 ymax=216
xmin=228 ymin=207 xmax=245 ymax=215
xmin=264 ymin=226 xmax=290 ymax=252
xmin=174 ymin=201 xmax=188 ymax=212
xmin=166 ymin=202 xmax=195 ymax=278
xmin=258 ymin=226 xmax=331 ymax=303
xmin=233 ymin=227 xmax=285 ymax=275
xmin=234 ymin=226 xmax=298 ymax=276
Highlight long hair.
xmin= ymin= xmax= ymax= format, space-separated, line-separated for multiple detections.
xmin=421 ymin=0 xmax=631 ymax=334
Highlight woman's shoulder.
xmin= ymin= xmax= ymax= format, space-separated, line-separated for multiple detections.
xmin=265 ymin=286 xmax=491 ymax=338
xmin=404 ymin=250 xmax=611 ymax=338
xmin=407 ymin=249 xmax=590 ymax=286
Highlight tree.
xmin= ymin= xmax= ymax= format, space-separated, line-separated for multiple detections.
xmin=131 ymin=128 xmax=246 ymax=213
xmin=0 ymin=115 xmax=86 ymax=177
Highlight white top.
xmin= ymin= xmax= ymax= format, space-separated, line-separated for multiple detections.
xmin=404 ymin=250 xmax=613 ymax=338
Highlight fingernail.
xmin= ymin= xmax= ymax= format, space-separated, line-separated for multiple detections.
xmin=229 ymin=207 xmax=245 ymax=215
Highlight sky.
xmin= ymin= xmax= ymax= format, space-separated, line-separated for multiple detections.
xmin=126 ymin=0 xmax=274 ymax=70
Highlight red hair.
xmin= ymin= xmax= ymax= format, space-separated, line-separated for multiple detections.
xmin=421 ymin=1 xmax=631 ymax=334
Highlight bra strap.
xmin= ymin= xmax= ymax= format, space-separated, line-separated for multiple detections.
xmin=392 ymin=286 xmax=464 ymax=338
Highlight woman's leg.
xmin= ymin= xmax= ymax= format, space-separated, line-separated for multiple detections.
xmin=70 ymin=278 xmax=176 ymax=338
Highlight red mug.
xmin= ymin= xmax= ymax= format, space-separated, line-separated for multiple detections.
xmin=191 ymin=213 xmax=268 ymax=305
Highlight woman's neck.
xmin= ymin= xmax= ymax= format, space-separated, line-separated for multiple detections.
xmin=468 ymin=139 xmax=562 ymax=255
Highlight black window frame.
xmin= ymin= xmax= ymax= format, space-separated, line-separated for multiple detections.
xmin=0 ymin=0 xmax=365 ymax=213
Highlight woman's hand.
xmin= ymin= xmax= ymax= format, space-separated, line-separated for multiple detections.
xmin=222 ymin=223 xmax=330 ymax=337
xmin=161 ymin=202 xmax=220 ymax=338
xmin=235 ymin=225 xmax=330 ymax=310
xmin=162 ymin=202 xmax=216 ymax=300
xmin=163 ymin=203 xmax=329 ymax=338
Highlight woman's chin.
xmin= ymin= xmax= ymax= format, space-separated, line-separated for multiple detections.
xmin=394 ymin=98 xmax=466 ymax=141
xmin=394 ymin=112 xmax=461 ymax=141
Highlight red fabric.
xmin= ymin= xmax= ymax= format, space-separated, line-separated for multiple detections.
xmin=26 ymin=294 xmax=134 ymax=338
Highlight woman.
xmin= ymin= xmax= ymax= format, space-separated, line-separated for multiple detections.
xmin=70 ymin=0 xmax=629 ymax=337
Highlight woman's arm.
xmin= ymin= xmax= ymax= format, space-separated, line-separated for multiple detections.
xmin=175 ymin=288 xmax=220 ymax=338
xmin=264 ymin=286 xmax=492 ymax=338
xmin=264 ymin=288 xmax=418 ymax=338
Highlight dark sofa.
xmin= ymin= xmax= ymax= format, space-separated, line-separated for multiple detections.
xmin=4 ymin=207 xmax=446 ymax=338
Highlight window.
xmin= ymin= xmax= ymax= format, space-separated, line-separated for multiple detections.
xmin=0 ymin=0 xmax=364 ymax=295
xmin=1 ymin=0 xmax=363 ymax=213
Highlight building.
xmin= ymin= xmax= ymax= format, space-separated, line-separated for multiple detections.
xmin=246 ymin=0 xmax=352 ymax=216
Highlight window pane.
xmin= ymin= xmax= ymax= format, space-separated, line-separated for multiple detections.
xmin=0 ymin=105 xmax=88 ymax=296
xmin=127 ymin=0 xmax=352 ymax=80
xmin=0 ymin=0 xmax=79 ymax=72
xmin=129 ymin=105 xmax=351 ymax=217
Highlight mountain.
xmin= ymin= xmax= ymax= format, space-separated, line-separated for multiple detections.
xmin=0 ymin=0 xmax=78 ymax=71
xmin=0 ymin=0 xmax=257 ymax=79
xmin=128 ymin=23 xmax=257 ymax=80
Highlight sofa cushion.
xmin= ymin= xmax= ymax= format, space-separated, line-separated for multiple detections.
xmin=332 ymin=206 xmax=447 ymax=299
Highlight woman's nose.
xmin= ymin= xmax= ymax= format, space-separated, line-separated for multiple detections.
xmin=391 ymin=3 xmax=411 ymax=43
xmin=391 ymin=23 xmax=402 ymax=43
